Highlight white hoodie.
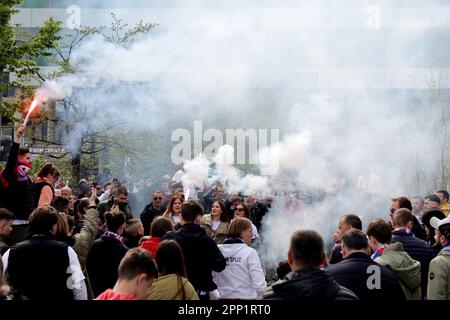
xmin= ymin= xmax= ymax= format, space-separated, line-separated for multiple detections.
xmin=212 ymin=239 xmax=267 ymax=299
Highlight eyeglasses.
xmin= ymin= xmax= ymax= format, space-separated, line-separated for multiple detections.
xmin=235 ymin=208 xmax=244 ymax=212
xmin=153 ymin=197 xmax=162 ymax=200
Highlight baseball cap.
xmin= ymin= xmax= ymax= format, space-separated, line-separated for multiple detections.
xmin=430 ymin=215 xmax=450 ymax=238
xmin=430 ymin=215 xmax=450 ymax=230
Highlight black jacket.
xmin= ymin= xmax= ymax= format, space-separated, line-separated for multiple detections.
xmin=202 ymin=189 xmax=225 ymax=215
xmin=140 ymin=202 xmax=164 ymax=235
xmin=250 ymin=202 xmax=268 ymax=232
xmin=411 ymin=216 xmax=427 ymax=241
xmin=0 ymin=142 xmax=34 ymax=220
xmin=163 ymin=223 xmax=226 ymax=292
xmin=5 ymin=235 xmax=73 ymax=300
xmin=224 ymin=199 xmax=235 ymax=220
xmin=0 ymin=235 xmax=8 ymax=255
xmin=86 ymin=235 xmax=128 ymax=297
xmin=391 ymin=230 xmax=433 ymax=296
xmin=202 ymin=189 xmax=215 ymax=214
xmin=325 ymin=252 xmax=406 ymax=300
xmin=328 ymin=243 xmax=343 ymax=264
xmin=259 ymin=268 xmax=358 ymax=300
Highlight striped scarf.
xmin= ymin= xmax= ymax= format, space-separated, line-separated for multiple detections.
xmin=393 ymin=227 xmax=414 ymax=236
xmin=371 ymin=245 xmax=387 ymax=260
xmin=101 ymin=231 xmax=124 ymax=244
xmin=17 ymin=164 xmax=31 ymax=182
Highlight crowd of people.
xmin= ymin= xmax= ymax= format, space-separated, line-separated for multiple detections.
xmin=0 ymin=125 xmax=450 ymax=301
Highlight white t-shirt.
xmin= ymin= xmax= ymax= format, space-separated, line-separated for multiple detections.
xmin=212 ymin=219 xmax=221 ymax=231
xmin=172 ymin=214 xmax=181 ymax=225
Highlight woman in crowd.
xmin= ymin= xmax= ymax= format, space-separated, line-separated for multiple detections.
xmin=200 ymin=201 xmax=229 ymax=244
xmin=162 ymin=196 xmax=184 ymax=227
xmin=212 ymin=217 xmax=266 ymax=299
xmin=145 ymin=240 xmax=198 ymax=300
xmin=233 ymin=203 xmax=259 ymax=242
xmin=33 ymin=164 xmax=60 ymax=208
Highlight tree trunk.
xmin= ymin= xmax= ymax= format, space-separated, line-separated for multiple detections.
xmin=0 ymin=65 xmax=5 ymax=120
xmin=71 ymin=153 xmax=81 ymax=182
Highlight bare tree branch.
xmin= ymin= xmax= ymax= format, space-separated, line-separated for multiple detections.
xmin=48 ymin=152 xmax=70 ymax=159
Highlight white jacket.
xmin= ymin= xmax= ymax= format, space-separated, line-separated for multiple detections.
xmin=212 ymin=239 xmax=267 ymax=299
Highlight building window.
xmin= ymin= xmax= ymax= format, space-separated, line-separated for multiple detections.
xmin=20 ymin=0 xmax=75 ymax=8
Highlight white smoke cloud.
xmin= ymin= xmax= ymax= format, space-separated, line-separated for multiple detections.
xmin=211 ymin=145 xmax=242 ymax=188
xmin=181 ymin=154 xmax=210 ymax=199
xmin=33 ymin=0 xmax=449 ymax=268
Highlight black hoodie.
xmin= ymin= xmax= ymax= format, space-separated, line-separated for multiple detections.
xmin=163 ymin=223 xmax=226 ymax=292
xmin=259 ymin=268 xmax=358 ymax=300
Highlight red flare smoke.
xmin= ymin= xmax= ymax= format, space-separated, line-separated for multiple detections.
xmin=23 ymin=99 xmax=39 ymax=126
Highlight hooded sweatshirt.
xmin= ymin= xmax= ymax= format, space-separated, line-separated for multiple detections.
xmin=374 ymin=242 xmax=422 ymax=300
xmin=163 ymin=223 xmax=226 ymax=291
xmin=140 ymin=237 xmax=162 ymax=258
xmin=212 ymin=238 xmax=267 ymax=299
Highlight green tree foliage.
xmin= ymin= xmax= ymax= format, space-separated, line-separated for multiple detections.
xmin=0 ymin=0 xmax=62 ymax=119
xmin=28 ymin=13 xmax=157 ymax=183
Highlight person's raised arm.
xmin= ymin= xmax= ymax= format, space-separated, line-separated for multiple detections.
xmin=14 ymin=124 xmax=25 ymax=144
xmin=2 ymin=125 xmax=26 ymax=182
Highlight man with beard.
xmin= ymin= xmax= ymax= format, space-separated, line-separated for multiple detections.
xmin=98 ymin=186 xmax=133 ymax=221
xmin=427 ymin=215 xmax=450 ymax=299
xmin=140 ymin=191 xmax=165 ymax=235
